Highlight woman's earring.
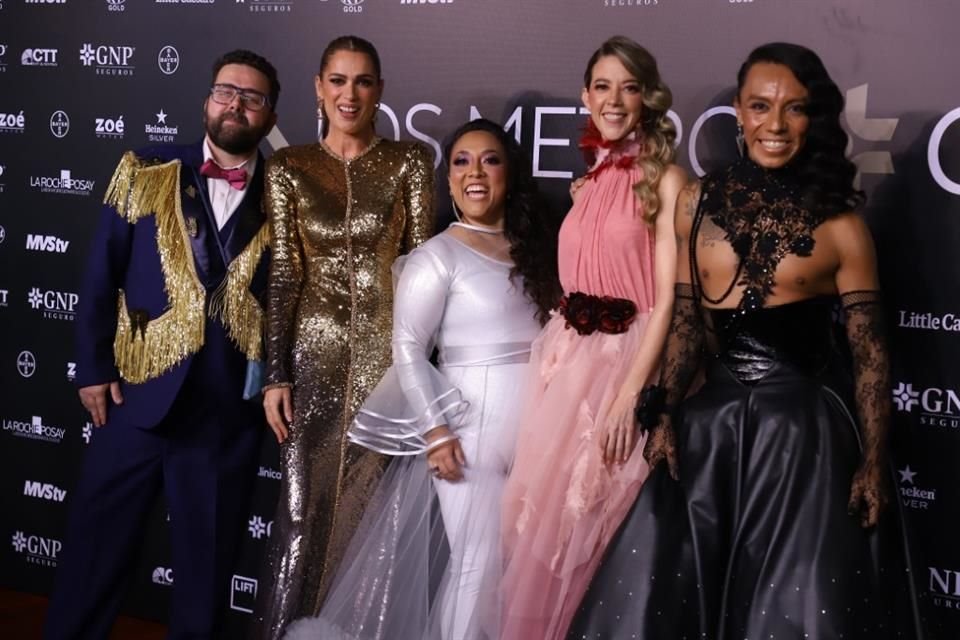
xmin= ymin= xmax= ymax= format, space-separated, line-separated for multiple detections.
xmin=316 ymin=98 xmax=324 ymax=140
xmin=373 ymin=102 xmax=380 ymax=126
xmin=735 ymin=122 xmax=744 ymax=158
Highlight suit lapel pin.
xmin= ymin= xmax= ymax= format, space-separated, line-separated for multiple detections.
xmin=185 ymin=217 xmax=198 ymax=238
xmin=185 ymin=184 xmax=197 ymax=199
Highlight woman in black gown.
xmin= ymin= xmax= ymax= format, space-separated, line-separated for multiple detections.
xmin=568 ymin=42 xmax=923 ymax=640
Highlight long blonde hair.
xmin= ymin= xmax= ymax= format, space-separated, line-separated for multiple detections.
xmin=584 ymin=36 xmax=676 ymax=223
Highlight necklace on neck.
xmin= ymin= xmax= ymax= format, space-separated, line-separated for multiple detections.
xmin=450 ymin=221 xmax=504 ymax=235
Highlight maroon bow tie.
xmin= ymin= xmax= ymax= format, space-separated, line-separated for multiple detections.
xmin=200 ymin=159 xmax=248 ymax=190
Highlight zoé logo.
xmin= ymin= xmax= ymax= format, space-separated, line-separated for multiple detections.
xmin=95 ymin=115 xmax=125 ymax=139
xmin=0 ymin=110 xmax=25 ymax=133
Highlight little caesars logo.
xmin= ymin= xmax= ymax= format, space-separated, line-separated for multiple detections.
xmin=146 ymin=109 xmax=178 ymax=142
xmin=929 ymin=567 xmax=960 ymax=610
xmin=11 ymin=531 xmax=61 ymax=568
xmin=30 ymin=169 xmax=95 ymax=196
xmin=79 ymin=43 xmax=135 ymax=76
xmin=897 ymin=465 xmax=936 ymax=510
xmin=28 ymin=287 xmax=79 ymax=321
xmin=898 ymin=309 xmax=960 ymax=332
xmin=2 ymin=415 xmax=66 ymax=444
xmin=893 ymin=382 xmax=960 ymax=429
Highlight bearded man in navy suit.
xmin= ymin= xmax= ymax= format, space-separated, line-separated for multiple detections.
xmin=45 ymin=49 xmax=281 ymax=640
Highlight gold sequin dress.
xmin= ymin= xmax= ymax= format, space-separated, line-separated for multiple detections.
xmin=252 ymin=138 xmax=434 ymax=639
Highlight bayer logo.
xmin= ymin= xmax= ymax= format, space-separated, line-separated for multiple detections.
xmin=17 ymin=351 xmax=37 ymax=378
xmin=157 ymin=46 xmax=180 ymax=76
xmin=49 ymin=110 xmax=70 ymax=138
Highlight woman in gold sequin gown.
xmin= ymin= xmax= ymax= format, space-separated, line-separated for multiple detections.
xmin=251 ymin=36 xmax=434 ymax=640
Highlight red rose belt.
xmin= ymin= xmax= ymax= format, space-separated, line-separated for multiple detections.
xmin=559 ymin=292 xmax=637 ymax=335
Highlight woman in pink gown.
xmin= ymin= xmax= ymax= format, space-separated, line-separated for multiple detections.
xmin=500 ymin=36 xmax=686 ymax=640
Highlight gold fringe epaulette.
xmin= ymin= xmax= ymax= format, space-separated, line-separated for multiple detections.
xmin=104 ymin=151 xmax=181 ymax=223
xmin=209 ymin=223 xmax=270 ymax=361
xmin=109 ymin=151 xmax=207 ymax=383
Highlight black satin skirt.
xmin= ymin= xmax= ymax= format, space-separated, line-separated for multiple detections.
xmin=568 ymin=358 xmax=923 ymax=640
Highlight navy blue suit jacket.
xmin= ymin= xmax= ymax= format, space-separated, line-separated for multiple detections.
xmin=75 ymin=141 xmax=270 ymax=429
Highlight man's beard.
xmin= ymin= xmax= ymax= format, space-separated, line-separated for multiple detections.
xmin=205 ymin=111 xmax=266 ymax=155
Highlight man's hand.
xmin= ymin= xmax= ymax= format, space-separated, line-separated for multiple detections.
xmin=263 ymin=387 xmax=293 ymax=444
xmin=78 ymin=382 xmax=124 ymax=427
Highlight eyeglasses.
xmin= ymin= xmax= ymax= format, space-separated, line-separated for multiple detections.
xmin=209 ymin=83 xmax=270 ymax=111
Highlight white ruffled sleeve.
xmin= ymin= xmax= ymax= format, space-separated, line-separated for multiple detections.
xmin=349 ymin=246 xmax=468 ymax=455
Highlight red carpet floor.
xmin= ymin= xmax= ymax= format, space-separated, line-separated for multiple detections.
xmin=0 ymin=589 xmax=166 ymax=640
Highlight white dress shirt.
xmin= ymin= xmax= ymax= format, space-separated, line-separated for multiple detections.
xmin=202 ymin=136 xmax=258 ymax=230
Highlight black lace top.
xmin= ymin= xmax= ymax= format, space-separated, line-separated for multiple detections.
xmin=653 ymin=157 xmax=891 ymax=483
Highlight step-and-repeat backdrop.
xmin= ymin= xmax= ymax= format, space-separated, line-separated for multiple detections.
xmin=0 ymin=0 xmax=957 ymax=637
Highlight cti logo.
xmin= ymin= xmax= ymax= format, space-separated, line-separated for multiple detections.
xmin=20 ymin=48 xmax=58 ymax=66
xmin=152 ymin=567 xmax=174 ymax=586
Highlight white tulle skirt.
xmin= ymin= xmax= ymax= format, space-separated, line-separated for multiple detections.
xmin=284 ymin=358 xmax=529 ymax=640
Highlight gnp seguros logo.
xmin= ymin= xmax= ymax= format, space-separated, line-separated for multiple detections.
xmin=79 ymin=43 xmax=135 ymax=76
xmin=11 ymin=531 xmax=61 ymax=568
xmin=893 ymin=381 xmax=960 ymax=429
xmin=27 ymin=287 xmax=79 ymax=321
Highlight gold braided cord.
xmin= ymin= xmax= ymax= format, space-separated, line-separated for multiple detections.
xmin=209 ymin=223 xmax=270 ymax=361
xmin=110 ymin=153 xmax=206 ymax=383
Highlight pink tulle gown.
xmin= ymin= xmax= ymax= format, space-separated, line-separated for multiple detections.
xmin=500 ymin=137 xmax=654 ymax=640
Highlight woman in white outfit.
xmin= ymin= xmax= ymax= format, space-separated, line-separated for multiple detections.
xmin=284 ymin=118 xmax=561 ymax=640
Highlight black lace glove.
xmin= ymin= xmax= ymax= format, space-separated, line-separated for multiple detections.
xmin=641 ymin=283 xmax=705 ymax=479
xmin=842 ymin=290 xmax=891 ymax=528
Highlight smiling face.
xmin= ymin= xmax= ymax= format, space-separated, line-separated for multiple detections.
xmin=315 ymin=50 xmax=383 ymax=139
xmin=203 ymin=63 xmax=276 ymax=155
xmin=447 ymin=130 xmax=509 ymax=227
xmin=581 ymin=54 xmax=644 ymax=143
xmin=735 ymin=62 xmax=810 ymax=169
